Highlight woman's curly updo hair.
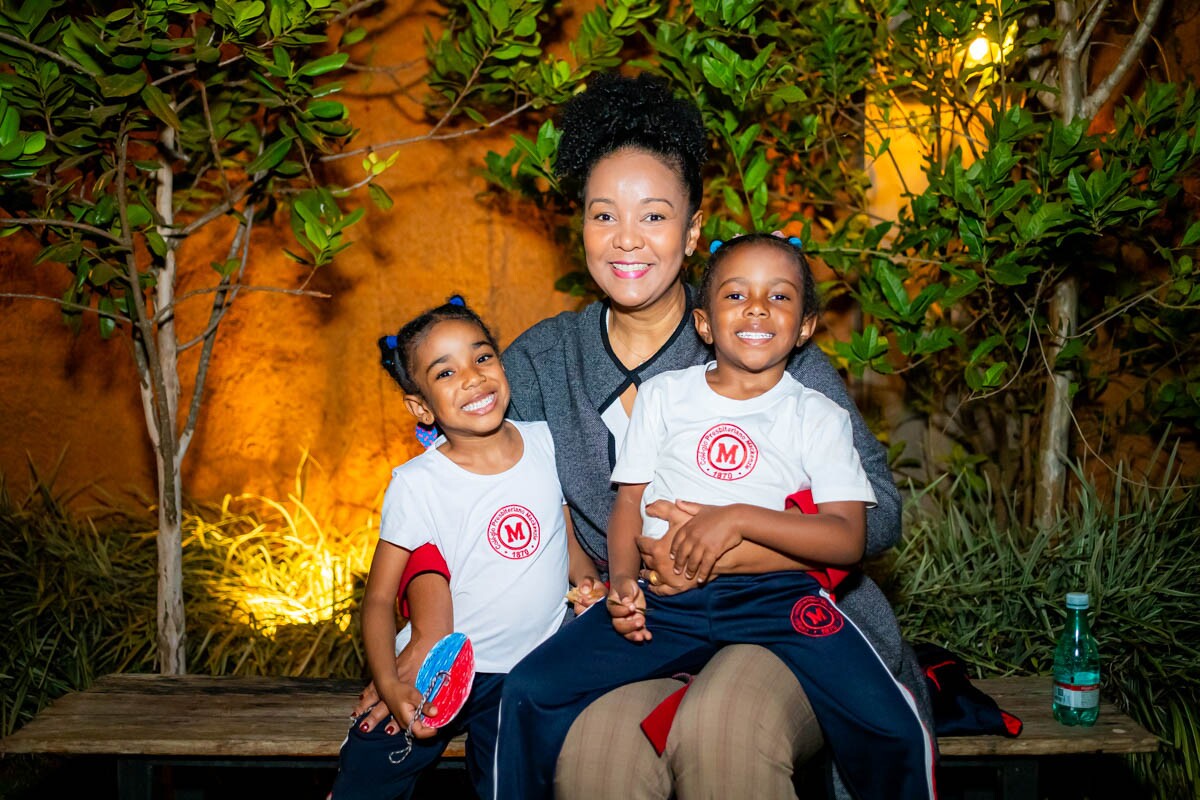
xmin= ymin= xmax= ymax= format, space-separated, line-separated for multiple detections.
xmin=555 ymin=73 xmax=708 ymax=216
xmin=378 ymin=296 xmax=499 ymax=396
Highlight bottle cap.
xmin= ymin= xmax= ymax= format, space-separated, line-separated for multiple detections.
xmin=1066 ymin=592 xmax=1090 ymax=609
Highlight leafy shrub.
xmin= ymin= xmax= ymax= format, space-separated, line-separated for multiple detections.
xmin=879 ymin=463 xmax=1200 ymax=798
xmin=0 ymin=473 xmax=371 ymax=738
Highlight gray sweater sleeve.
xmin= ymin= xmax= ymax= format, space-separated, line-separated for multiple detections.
xmin=787 ymin=344 xmax=901 ymax=557
xmin=502 ymin=326 xmax=548 ymax=424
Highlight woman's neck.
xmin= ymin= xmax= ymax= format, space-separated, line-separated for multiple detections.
xmin=607 ymin=281 xmax=687 ymax=367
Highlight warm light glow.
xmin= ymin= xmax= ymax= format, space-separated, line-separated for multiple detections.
xmin=968 ymin=36 xmax=991 ymax=63
xmin=231 ymin=550 xmax=358 ymax=637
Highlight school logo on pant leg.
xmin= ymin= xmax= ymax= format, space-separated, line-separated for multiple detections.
xmin=487 ymin=504 xmax=541 ymax=559
xmin=790 ymin=595 xmax=843 ymax=637
xmin=695 ymin=424 xmax=758 ymax=481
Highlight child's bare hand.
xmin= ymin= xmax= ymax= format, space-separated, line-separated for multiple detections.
xmin=669 ymin=500 xmax=742 ymax=584
xmin=607 ymin=576 xmax=650 ymax=642
xmin=388 ymin=682 xmax=440 ymax=740
xmin=567 ymin=576 xmax=606 ymax=615
xmin=354 ymin=632 xmax=434 ymax=733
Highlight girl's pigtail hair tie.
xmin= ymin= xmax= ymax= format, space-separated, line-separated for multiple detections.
xmin=415 ymin=422 xmax=440 ymax=448
xmin=448 ymin=295 xmax=465 ymax=307
xmin=787 ymin=237 xmax=804 ymax=250
xmin=385 ymin=335 xmax=399 ymax=350
xmin=708 ymin=240 xmax=724 ymax=254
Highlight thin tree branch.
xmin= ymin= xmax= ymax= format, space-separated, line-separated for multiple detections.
xmin=176 ymin=181 xmax=254 ymax=237
xmin=0 ymin=292 xmax=132 ymax=323
xmin=178 ymin=213 xmax=250 ymax=460
xmin=325 ymin=101 xmax=531 ymax=161
xmin=1078 ymin=0 xmax=1165 ymax=120
xmin=333 ymin=0 xmax=384 ymax=23
xmin=0 ymin=217 xmax=125 ymax=245
xmin=1068 ymin=0 xmax=1111 ymax=59
xmin=165 ymin=283 xmax=332 ymax=325
xmin=0 ymin=30 xmax=96 ymax=76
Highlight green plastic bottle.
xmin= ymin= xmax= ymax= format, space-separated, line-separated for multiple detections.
xmin=1052 ymin=591 xmax=1100 ymax=726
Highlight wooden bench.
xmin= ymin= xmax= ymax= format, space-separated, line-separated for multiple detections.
xmin=0 ymin=674 xmax=1158 ymax=799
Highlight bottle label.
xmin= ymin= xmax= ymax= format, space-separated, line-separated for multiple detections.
xmin=1054 ymin=681 xmax=1100 ymax=709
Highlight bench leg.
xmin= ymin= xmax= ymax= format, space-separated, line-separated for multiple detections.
xmin=998 ymin=758 xmax=1038 ymax=800
xmin=116 ymin=758 xmax=154 ymax=800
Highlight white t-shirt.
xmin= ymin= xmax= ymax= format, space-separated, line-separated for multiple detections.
xmin=612 ymin=364 xmax=877 ymax=539
xmin=380 ymin=420 xmax=569 ymax=673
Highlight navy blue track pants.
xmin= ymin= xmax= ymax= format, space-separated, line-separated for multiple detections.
xmin=332 ymin=672 xmax=504 ymax=800
xmin=494 ymin=572 xmax=936 ymax=800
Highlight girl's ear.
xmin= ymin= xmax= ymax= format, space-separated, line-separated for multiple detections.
xmin=693 ymin=307 xmax=714 ymax=345
xmin=404 ymin=395 xmax=436 ymax=425
xmin=684 ymin=210 xmax=703 ymax=257
xmin=796 ymin=314 xmax=819 ymax=348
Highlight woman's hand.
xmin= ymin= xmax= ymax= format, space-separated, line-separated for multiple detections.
xmin=607 ymin=575 xmax=650 ymax=642
xmin=636 ymin=532 xmax=697 ymax=596
xmin=665 ymin=500 xmax=744 ymax=584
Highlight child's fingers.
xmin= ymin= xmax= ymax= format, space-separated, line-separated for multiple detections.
xmin=671 ymin=531 xmax=696 ymax=575
xmin=693 ymin=551 xmax=719 ymax=584
xmin=353 ymin=681 xmax=381 ymax=716
xmin=358 ymin=700 xmax=392 ymax=732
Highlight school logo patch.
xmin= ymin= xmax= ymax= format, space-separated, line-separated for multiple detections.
xmin=486 ymin=504 xmax=541 ymax=559
xmin=790 ymin=596 xmax=843 ymax=637
xmin=695 ymin=423 xmax=759 ymax=481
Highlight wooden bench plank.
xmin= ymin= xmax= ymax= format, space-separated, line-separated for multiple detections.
xmin=941 ymin=678 xmax=1159 ymax=757
xmin=0 ymin=674 xmax=1157 ymax=761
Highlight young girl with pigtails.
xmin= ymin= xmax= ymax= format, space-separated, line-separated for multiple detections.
xmin=330 ymin=297 xmax=602 ymax=800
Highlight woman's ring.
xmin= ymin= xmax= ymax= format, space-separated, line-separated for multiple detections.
xmin=648 ymin=570 xmax=661 ymax=586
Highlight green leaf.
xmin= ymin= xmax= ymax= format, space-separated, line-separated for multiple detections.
xmin=97 ymin=71 xmax=147 ymax=98
xmin=21 ymin=131 xmax=46 ymax=155
xmin=1179 ymin=221 xmax=1200 ymax=248
xmin=0 ymin=106 xmax=18 ymax=147
xmin=126 ymin=204 xmax=152 ymax=227
xmin=297 ymin=53 xmax=349 ymax=78
xmin=489 ymin=0 xmax=511 ymax=30
xmin=98 ymin=296 xmax=117 ymax=338
xmin=342 ymin=26 xmax=367 ymax=46
xmin=743 ymin=152 xmax=769 ymax=192
xmin=140 ymin=84 xmax=181 ymax=129
xmin=245 ymin=137 xmax=292 ymax=173
xmin=368 ymin=183 xmax=394 ymax=211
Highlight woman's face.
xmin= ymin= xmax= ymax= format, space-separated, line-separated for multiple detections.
xmin=582 ymin=148 xmax=702 ymax=312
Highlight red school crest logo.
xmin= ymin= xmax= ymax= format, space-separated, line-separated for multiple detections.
xmin=790 ymin=596 xmax=843 ymax=637
xmin=695 ymin=424 xmax=759 ymax=481
xmin=486 ymin=504 xmax=541 ymax=559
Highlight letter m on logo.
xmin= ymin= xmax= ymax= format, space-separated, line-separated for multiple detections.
xmin=504 ymin=522 xmax=526 ymax=544
xmin=715 ymin=441 xmax=740 ymax=465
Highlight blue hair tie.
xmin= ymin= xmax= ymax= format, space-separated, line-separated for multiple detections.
xmin=415 ymin=422 xmax=440 ymax=448
xmin=708 ymin=240 xmax=724 ymax=254
xmin=787 ymin=236 xmax=804 ymax=250
xmin=448 ymin=295 xmax=465 ymax=307
xmin=385 ymin=335 xmax=399 ymax=350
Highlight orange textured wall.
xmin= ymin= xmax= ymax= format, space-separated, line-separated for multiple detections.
xmin=0 ymin=4 xmax=575 ymax=521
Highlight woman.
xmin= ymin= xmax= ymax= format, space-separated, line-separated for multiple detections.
xmin=360 ymin=73 xmax=929 ymax=799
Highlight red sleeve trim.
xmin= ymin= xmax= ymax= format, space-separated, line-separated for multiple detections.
xmin=397 ymin=543 xmax=451 ymax=617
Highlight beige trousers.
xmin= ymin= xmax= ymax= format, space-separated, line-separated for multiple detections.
xmin=554 ymin=644 xmax=824 ymax=800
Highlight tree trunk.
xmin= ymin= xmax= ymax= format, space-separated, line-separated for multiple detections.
xmin=1034 ymin=277 xmax=1077 ymax=529
xmin=1034 ymin=0 xmax=1163 ymax=527
xmin=154 ymin=125 xmax=186 ymax=674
